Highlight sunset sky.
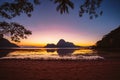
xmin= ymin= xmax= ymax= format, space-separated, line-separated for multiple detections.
xmin=0 ymin=0 xmax=120 ymax=47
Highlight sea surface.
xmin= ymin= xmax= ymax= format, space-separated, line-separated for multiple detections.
xmin=0 ymin=48 xmax=107 ymax=60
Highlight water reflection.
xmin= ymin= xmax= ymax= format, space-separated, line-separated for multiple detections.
xmin=95 ymin=50 xmax=120 ymax=59
xmin=46 ymin=49 xmax=56 ymax=53
xmin=57 ymin=49 xmax=75 ymax=56
xmin=0 ymin=49 xmax=15 ymax=58
xmin=46 ymin=48 xmax=77 ymax=56
xmin=0 ymin=48 xmax=104 ymax=60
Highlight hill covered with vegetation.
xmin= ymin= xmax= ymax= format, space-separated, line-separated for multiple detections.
xmin=0 ymin=38 xmax=19 ymax=48
xmin=96 ymin=25 xmax=120 ymax=49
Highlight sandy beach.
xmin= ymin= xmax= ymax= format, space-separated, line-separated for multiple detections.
xmin=0 ymin=59 xmax=120 ymax=80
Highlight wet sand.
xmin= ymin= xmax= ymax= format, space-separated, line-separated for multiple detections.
xmin=0 ymin=59 xmax=120 ymax=80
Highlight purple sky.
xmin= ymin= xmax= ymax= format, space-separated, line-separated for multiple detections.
xmin=0 ymin=0 xmax=120 ymax=46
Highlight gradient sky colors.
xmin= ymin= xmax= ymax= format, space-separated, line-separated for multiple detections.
xmin=0 ymin=0 xmax=120 ymax=47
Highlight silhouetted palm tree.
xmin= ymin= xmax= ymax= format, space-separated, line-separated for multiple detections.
xmin=54 ymin=0 xmax=74 ymax=14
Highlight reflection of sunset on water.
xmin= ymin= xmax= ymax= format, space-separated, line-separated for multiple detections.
xmin=73 ymin=49 xmax=94 ymax=55
xmin=0 ymin=48 xmax=103 ymax=60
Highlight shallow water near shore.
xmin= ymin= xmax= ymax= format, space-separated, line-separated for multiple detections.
xmin=0 ymin=48 xmax=105 ymax=60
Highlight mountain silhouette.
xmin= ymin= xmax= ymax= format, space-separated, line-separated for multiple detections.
xmin=96 ymin=25 xmax=120 ymax=48
xmin=45 ymin=39 xmax=78 ymax=48
xmin=57 ymin=39 xmax=66 ymax=47
xmin=57 ymin=39 xmax=75 ymax=48
xmin=45 ymin=44 xmax=56 ymax=48
xmin=0 ymin=38 xmax=19 ymax=48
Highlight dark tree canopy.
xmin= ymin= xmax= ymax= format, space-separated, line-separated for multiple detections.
xmin=52 ymin=0 xmax=103 ymax=19
xmin=0 ymin=21 xmax=32 ymax=42
xmin=0 ymin=0 xmax=40 ymax=42
xmin=0 ymin=0 xmax=103 ymax=42
xmin=53 ymin=0 xmax=74 ymax=14
xmin=96 ymin=25 xmax=120 ymax=48
xmin=0 ymin=0 xmax=40 ymax=19
xmin=79 ymin=0 xmax=103 ymax=19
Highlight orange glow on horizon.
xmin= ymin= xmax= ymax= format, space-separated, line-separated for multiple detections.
xmin=11 ymin=24 xmax=97 ymax=47
xmin=16 ymin=40 xmax=95 ymax=47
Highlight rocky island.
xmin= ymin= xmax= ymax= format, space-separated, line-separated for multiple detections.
xmin=45 ymin=39 xmax=79 ymax=48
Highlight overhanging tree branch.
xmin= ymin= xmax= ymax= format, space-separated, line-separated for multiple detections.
xmin=0 ymin=21 xmax=32 ymax=42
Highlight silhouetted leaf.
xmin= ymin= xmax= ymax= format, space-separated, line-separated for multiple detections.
xmin=90 ymin=16 xmax=93 ymax=19
xmin=95 ymin=14 xmax=98 ymax=18
xmin=100 ymin=11 xmax=103 ymax=16
xmin=34 ymin=0 xmax=40 ymax=5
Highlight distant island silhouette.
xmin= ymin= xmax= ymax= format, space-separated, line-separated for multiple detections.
xmin=45 ymin=39 xmax=80 ymax=48
xmin=0 ymin=38 xmax=19 ymax=48
xmin=96 ymin=25 xmax=120 ymax=49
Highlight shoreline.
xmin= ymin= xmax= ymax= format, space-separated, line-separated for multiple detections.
xmin=0 ymin=59 xmax=120 ymax=80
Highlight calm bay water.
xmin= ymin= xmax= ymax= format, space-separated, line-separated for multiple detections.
xmin=0 ymin=48 xmax=104 ymax=60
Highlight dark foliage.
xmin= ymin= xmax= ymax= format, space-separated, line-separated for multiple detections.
xmin=96 ymin=25 xmax=120 ymax=48
xmin=0 ymin=0 xmax=40 ymax=19
xmin=0 ymin=0 xmax=40 ymax=42
xmin=52 ymin=0 xmax=103 ymax=19
xmin=53 ymin=0 xmax=74 ymax=14
xmin=0 ymin=21 xmax=32 ymax=42
xmin=79 ymin=0 xmax=103 ymax=19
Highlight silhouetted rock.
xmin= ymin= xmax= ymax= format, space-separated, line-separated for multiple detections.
xmin=45 ymin=44 xmax=56 ymax=48
xmin=57 ymin=39 xmax=66 ymax=47
xmin=96 ymin=25 xmax=120 ymax=48
xmin=57 ymin=39 xmax=75 ymax=48
xmin=45 ymin=39 xmax=78 ymax=48
xmin=0 ymin=38 xmax=19 ymax=48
